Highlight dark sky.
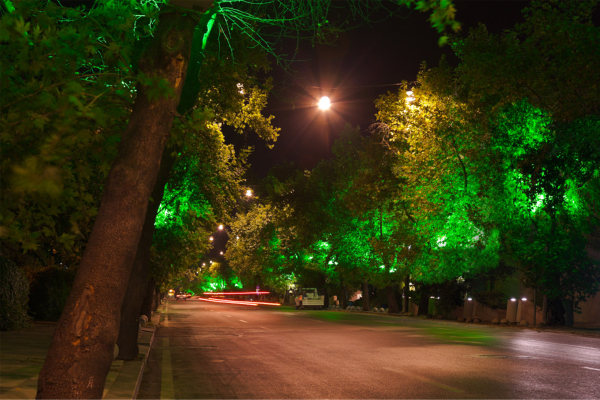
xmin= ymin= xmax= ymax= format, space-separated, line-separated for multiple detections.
xmin=244 ymin=0 xmax=530 ymax=179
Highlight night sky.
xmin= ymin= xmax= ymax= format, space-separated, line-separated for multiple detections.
xmin=245 ymin=0 xmax=529 ymax=178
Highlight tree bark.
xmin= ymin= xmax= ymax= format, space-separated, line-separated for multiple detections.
xmin=141 ymin=278 xmax=156 ymax=320
xmin=36 ymin=13 xmax=197 ymax=399
xmin=116 ymin=149 xmax=177 ymax=360
xmin=386 ymin=285 xmax=400 ymax=313
xmin=362 ymin=281 xmax=370 ymax=311
xmin=115 ymin=10 xmax=215 ymax=360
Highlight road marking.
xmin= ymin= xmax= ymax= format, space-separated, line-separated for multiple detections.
xmin=239 ymin=320 xmax=247 ymax=323
xmin=384 ymin=368 xmax=464 ymax=394
xmin=161 ymin=338 xmax=174 ymax=399
xmin=583 ymin=367 xmax=600 ymax=371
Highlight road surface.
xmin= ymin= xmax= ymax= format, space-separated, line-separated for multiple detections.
xmin=138 ymin=300 xmax=600 ymax=399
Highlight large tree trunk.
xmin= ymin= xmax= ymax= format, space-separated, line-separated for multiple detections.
xmin=141 ymin=278 xmax=156 ymax=320
xmin=116 ymin=149 xmax=177 ymax=360
xmin=386 ymin=285 xmax=400 ymax=313
xmin=115 ymin=10 xmax=214 ymax=360
xmin=362 ymin=281 xmax=370 ymax=311
xmin=36 ymin=13 xmax=197 ymax=399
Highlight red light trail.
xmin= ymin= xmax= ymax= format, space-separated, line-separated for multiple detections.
xmin=197 ymin=297 xmax=280 ymax=307
xmin=203 ymin=291 xmax=270 ymax=295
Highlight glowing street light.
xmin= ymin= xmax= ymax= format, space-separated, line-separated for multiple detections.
xmin=209 ymin=236 xmax=214 ymax=241
xmin=406 ymin=90 xmax=415 ymax=103
xmin=318 ymin=96 xmax=331 ymax=110
xmin=219 ymin=251 xmax=223 ymax=255
xmin=245 ymin=189 xmax=253 ymax=197
xmin=218 ymin=224 xmax=224 ymax=230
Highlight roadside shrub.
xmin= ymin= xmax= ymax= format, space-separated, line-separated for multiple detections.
xmin=28 ymin=266 xmax=75 ymax=321
xmin=0 ymin=255 xmax=31 ymax=330
xmin=473 ymin=290 xmax=507 ymax=310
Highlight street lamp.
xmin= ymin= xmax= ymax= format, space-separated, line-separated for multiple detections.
xmin=318 ymin=96 xmax=331 ymax=110
xmin=245 ymin=189 xmax=253 ymax=197
xmin=218 ymin=224 xmax=224 ymax=230
xmin=209 ymin=236 xmax=214 ymax=241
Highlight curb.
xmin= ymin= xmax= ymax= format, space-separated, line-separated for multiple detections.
xmin=133 ymin=303 xmax=164 ymax=399
xmin=132 ymin=306 xmax=163 ymax=399
xmin=131 ymin=326 xmax=156 ymax=399
xmin=103 ymin=304 xmax=163 ymax=400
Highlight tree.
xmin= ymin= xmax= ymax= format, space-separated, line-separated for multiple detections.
xmin=374 ymin=66 xmax=501 ymax=286
xmin=372 ymin=0 xmax=600 ymax=323
xmin=451 ymin=0 xmax=600 ymax=321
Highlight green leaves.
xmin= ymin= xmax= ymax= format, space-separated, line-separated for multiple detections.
xmin=1 ymin=0 xmax=141 ymax=266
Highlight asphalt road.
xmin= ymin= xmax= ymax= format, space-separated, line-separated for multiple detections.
xmin=138 ymin=300 xmax=600 ymax=399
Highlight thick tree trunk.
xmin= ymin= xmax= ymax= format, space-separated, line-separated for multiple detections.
xmin=36 ymin=13 xmax=197 ymax=399
xmin=116 ymin=11 xmax=214 ymax=360
xmin=362 ymin=281 xmax=370 ymax=311
xmin=418 ymin=285 xmax=430 ymax=316
xmin=387 ymin=285 xmax=400 ymax=313
xmin=116 ymin=150 xmax=177 ymax=360
xmin=141 ymin=278 xmax=156 ymax=320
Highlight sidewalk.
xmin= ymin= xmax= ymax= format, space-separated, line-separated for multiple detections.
xmin=0 ymin=305 xmax=164 ymax=400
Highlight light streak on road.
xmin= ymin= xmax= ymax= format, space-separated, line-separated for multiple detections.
xmin=203 ymin=291 xmax=271 ymax=295
xmin=198 ymin=297 xmax=280 ymax=307
xmin=197 ymin=298 xmax=257 ymax=307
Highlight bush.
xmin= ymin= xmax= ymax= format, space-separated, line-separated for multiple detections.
xmin=473 ymin=290 xmax=507 ymax=310
xmin=28 ymin=266 xmax=75 ymax=321
xmin=0 ymin=255 xmax=31 ymax=330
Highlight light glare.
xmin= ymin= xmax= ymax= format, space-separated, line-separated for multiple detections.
xmin=318 ymin=96 xmax=331 ymax=110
